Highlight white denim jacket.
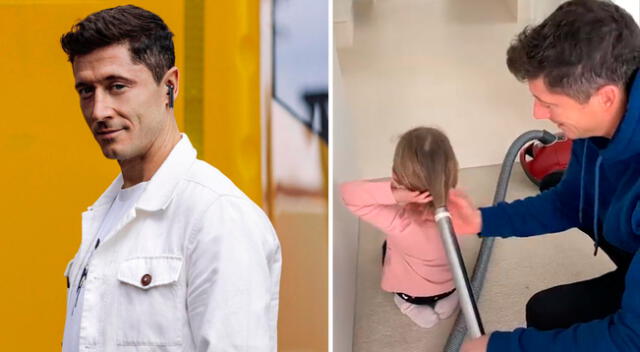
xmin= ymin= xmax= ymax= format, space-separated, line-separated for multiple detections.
xmin=63 ymin=134 xmax=281 ymax=351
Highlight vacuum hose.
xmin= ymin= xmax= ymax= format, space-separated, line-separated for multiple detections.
xmin=435 ymin=208 xmax=484 ymax=338
xmin=441 ymin=130 xmax=556 ymax=352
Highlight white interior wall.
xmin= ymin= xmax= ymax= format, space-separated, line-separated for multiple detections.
xmin=613 ymin=0 xmax=640 ymax=24
xmin=532 ymin=0 xmax=566 ymax=22
xmin=337 ymin=0 xmax=556 ymax=176
xmin=508 ymin=1 xmax=639 ymax=28
xmin=332 ymin=48 xmax=360 ymax=352
xmin=334 ymin=0 xmax=353 ymax=47
xmin=334 ymin=0 xmax=351 ymax=22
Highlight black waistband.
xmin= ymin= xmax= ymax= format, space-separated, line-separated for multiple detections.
xmin=396 ymin=288 xmax=456 ymax=306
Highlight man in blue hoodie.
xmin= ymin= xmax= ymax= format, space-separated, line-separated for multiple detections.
xmin=455 ymin=1 xmax=640 ymax=351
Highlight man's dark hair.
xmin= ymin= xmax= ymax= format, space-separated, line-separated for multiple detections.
xmin=60 ymin=5 xmax=174 ymax=85
xmin=507 ymin=0 xmax=640 ymax=102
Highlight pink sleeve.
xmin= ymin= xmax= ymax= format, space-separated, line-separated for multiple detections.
xmin=340 ymin=180 xmax=396 ymax=207
xmin=340 ymin=180 xmax=403 ymax=231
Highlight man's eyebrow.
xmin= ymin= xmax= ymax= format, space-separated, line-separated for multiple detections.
xmin=74 ymin=81 xmax=90 ymax=90
xmin=103 ymin=75 xmax=135 ymax=84
xmin=74 ymin=75 xmax=135 ymax=90
xmin=533 ymin=94 xmax=554 ymax=106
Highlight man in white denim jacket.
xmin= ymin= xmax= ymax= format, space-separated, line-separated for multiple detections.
xmin=59 ymin=5 xmax=281 ymax=351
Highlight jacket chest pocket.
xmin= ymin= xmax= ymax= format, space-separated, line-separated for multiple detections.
xmin=116 ymin=256 xmax=184 ymax=347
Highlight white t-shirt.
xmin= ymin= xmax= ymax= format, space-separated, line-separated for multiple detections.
xmin=62 ymin=181 xmax=148 ymax=352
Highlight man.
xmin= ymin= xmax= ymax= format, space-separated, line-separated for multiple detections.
xmin=453 ymin=1 xmax=640 ymax=351
xmin=59 ymin=5 xmax=281 ymax=351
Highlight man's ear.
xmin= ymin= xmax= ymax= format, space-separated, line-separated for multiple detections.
xmin=592 ymin=84 xmax=620 ymax=110
xmin=161 ymin=67 xmax=179 ymax=107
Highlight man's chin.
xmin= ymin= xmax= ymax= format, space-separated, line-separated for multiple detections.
xmin=100 ymin=144 xmax=127 ymax=160
xmin=99 ymin=138 xmax=132 ymax=160
xmin=101 ymin=148 xmax=120 ymax=160
xmin=557 ymin=126 xmax=576 ymax=139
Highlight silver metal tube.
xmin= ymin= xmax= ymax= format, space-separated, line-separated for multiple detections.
xmin=435 ymin=207 xmax=484 ymax=339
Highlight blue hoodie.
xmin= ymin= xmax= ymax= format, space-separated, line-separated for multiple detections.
xmin=480 ymin=72 xmax=640 ymax=352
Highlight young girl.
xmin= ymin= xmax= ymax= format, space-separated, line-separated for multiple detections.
xmin=340 ymin=127 xmax=459 ymax=328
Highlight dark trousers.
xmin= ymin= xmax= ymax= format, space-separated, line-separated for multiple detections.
xmin=526 ymin=229 xmax=633 ymax=330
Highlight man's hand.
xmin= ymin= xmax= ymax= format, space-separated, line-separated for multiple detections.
xmin=461 ymin=335 xmax=489 ymax=352
xmin=447 ymin=189 xmax=482 ymax=235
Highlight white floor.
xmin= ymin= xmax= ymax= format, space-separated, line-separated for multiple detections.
xmin=352 ymin=165 xmax=615 ymax=352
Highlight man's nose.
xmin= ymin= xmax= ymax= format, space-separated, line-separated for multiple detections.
xmin=532 ymin=100 xmax=551 ymax=120
xmin=90 ymin=89 xmax=113 ymax=122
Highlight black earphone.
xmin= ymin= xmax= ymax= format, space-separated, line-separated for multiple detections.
xmin=166 ymin=84 xmax=174 ymax=108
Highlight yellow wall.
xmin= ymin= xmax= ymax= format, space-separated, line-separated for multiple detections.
xmin=201 ymin=1 xmax=263 ymax=205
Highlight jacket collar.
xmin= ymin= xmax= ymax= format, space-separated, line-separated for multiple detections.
xmin=593 ymin=70 xmax=640 ymax=161
xmin=88 ymin=133 xmax=197 ymax=212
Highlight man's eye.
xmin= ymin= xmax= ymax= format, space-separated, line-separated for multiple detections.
xmin=78 ymin=87 xmax=93 ymax=97
xmin=111 ymin=83 xmax=126 ymax=91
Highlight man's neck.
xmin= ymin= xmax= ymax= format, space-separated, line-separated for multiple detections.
xmin=118 ymin=129 xmax=182 ymax=189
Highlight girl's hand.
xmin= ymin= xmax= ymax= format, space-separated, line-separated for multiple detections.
xmin=391 ymin=180 xmax=432 ymax=205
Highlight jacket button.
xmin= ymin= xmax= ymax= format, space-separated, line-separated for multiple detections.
xmin=141 ymin=274 xmax=152 ymax=287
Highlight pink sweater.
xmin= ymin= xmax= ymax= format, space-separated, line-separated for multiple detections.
xmin=340 ymin=180 xmax=454 ymax=297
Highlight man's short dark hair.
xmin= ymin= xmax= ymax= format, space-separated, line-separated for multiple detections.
xmin=60 ymin=5 xmax=175 ymax=85
xmin=506 ymin=0 xmax=640 ymax=102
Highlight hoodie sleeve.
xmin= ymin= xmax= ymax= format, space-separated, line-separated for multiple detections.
xmin=340 ymin=180 xmax=402 ymax=231
xmin=487 ymin=250 xmax=640 ymax=352
xmin=479 ymin=140 xmax=586 ymax=237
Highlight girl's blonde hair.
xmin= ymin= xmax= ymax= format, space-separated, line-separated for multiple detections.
xmin=392 ymin=127 xmax=458 ymax=208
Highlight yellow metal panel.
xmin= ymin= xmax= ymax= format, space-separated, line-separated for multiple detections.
xmin=202 ymin=1 xmax=263 ymax=205
xmin=0 ymin=1 xmax=183 ymax=348
xmin=184 ymin=0 xmax=204 ymax=153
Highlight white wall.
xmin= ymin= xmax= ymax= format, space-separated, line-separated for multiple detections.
xmin=337 ymin=0 xmax=555 ymax=176
xmin=506 ymin=0 xmax=639 ymax=25
xmin=613 ymin=0 xmax=640 ymax=24
xmin=332 ymin=47 xmax=360 ymax=352
xmin=503 ymin=0 xmax=518 ymax=19
xmin=532 ymin=0 xmax=565 ymax=22
xmin=334 ymin=0 xmax=351 ymax=22
xmin=334 ymin=0 xmax=353 ymax=48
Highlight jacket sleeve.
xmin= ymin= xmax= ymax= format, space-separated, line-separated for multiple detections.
xmin=185 ymin=195 xmax=281 ymax=352
xmin=487 ymin=250 xmax=640 ymax=352
xmin=480 ymin=140 xmax=586 ymax=237
xmin=340 ymin=179 xmax=403 ymax=231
